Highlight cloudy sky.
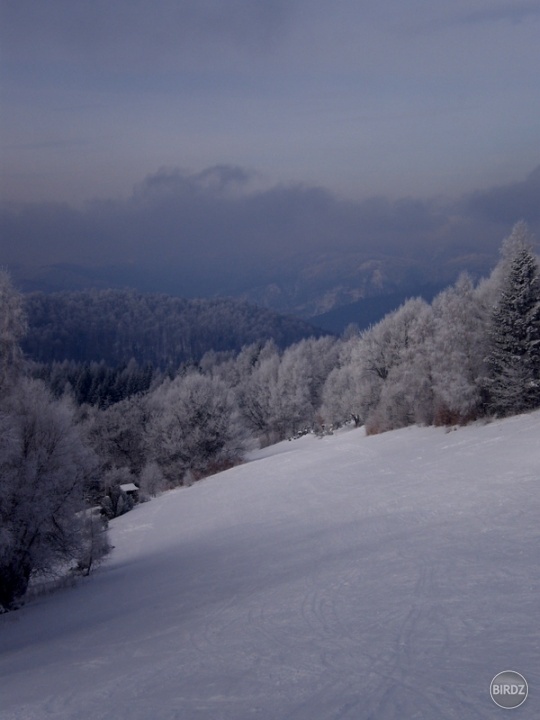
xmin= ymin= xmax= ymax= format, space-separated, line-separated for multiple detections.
xmin=1 ymin=1 xmax=540 ymax=300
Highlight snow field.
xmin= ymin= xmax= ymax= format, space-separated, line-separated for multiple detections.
xmin=1 ymin=413 xmax=539 ymax=719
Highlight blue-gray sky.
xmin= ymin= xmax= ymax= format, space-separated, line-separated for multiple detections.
xmin=2 ymin=0 xmax=539 ymax=204
xmin=1 ymin=1 xmax=539 ymax=304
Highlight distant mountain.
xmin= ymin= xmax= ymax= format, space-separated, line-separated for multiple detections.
xmin=238 ymin=250 xmax=493 ymax=321
xmin=14 ymin=248 xmax=496 ymax=333
xmin=309 ymin=283 xmax=447 ymax=334
xmin=22 ymin=290 xmax=328 ymax=368
xmin=238 ymin=253 xmax=421 ymax=317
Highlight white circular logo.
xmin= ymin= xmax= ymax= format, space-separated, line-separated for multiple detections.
xmin=490 ymin=670 xmax=528 ymax=709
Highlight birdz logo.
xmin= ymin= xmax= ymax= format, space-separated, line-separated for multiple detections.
xmin=490 ymin=670 xmax=528 ymax=709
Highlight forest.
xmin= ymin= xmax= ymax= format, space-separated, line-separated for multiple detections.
xmin=22 ymin=291 xmax=325 ymax=367
xmin=1 ymin=221 xmax=540 ymax=611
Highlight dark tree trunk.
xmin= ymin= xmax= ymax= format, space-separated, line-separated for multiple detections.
xmin=0 ymin=561 xmax=32 ymax=611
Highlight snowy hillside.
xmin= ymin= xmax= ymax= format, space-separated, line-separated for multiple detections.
xmin=1 ymin=413 xmax=539 ymax=719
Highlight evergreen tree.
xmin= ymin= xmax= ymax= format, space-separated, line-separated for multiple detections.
xmin=0 ymin=270 xmax=27 ymax=394
xmin=487 ymin=223 xmax=540 ymax=415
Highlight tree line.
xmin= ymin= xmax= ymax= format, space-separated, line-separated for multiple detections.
xmin=1 ymin=221 xmax=539 ymax=611
xmin=22 ymin=290 xmax=326 ymax=367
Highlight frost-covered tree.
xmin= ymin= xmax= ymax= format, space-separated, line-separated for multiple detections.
xmin=0 ymin=380 xmax=97 ymax=609
xmin=320 ymin=335 xmax=365 ymax=426
xmin=365 ymin=298 xmax=435 ymax=432
xmin=23 ymin=290 xmax=321 ymax=368
xmin=431 ymin=273 xmax=489 ymax=423
xmin=235 ymin=348 xmax=280 ymax=441
xmin=148 ymin=372 xmax=252 ymax=484
xmin=320 ymin=298 xmax=434 ymax=433
xmin=297 ymin=336 xmax=339 ymax=412
xmin=84 ymin=395 xmax=150 ymax=477
xmin=234 ymin=336 xmax=337 ymax=441
xmin=139 ymin=461 xmax=166 ymax=497
xmin=269 ymin=344 xmax=314 ymax=438
xmin=486 ymin=222 xmax=540 ymax=415
xmin=0 ymin=276 xmax=101 ymax=609
xmin=76 ymin=508 xmax=110 ymax=577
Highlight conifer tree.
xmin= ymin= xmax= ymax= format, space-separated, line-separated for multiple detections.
xmin=487 ymin=222 xmax=540 ymax=415
xmin=0 ymin=270 xmax=27 ymax=394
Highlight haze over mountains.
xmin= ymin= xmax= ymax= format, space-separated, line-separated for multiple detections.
xmin=3 ymin=165 xmax=540 ymax=328
xmin=3 ymin=2 xmax=540 ymax=330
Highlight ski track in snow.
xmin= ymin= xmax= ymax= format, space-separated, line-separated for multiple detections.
xmin=1 ymin=414 xmax=540 ymax=719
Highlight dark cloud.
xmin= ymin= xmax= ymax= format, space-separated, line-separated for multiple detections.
xmin=463 ymin=165 xmax=540 ymax=225
xmin=2 ymin=164 xmax=539 ymax=302
xmin=134 ymin=165 xmax=254 ymax=199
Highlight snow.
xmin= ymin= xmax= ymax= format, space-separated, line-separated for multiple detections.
xmin=1 ymin=414 xmax=539 ymax=719
xmin=119 ymin=483 xmax=139 ymax=493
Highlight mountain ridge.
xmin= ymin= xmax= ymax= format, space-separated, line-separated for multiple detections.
xmin=22 ymin=289 xmax=328 ymax=367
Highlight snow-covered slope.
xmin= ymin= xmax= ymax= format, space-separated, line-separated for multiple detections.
xmin=1 ymin=414 xmax=539 ymax=719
